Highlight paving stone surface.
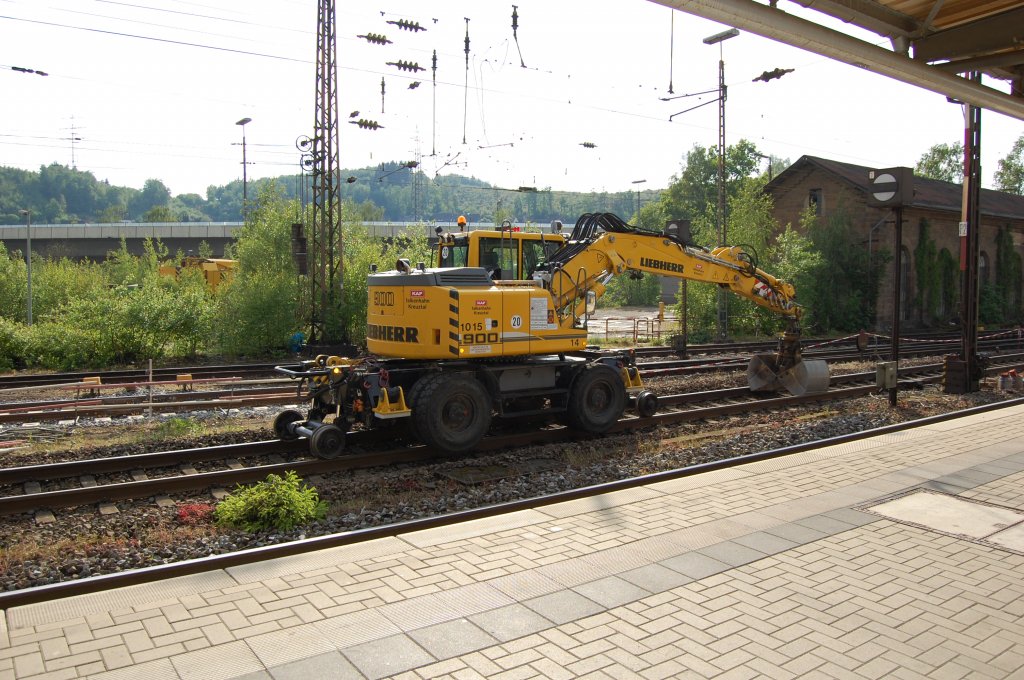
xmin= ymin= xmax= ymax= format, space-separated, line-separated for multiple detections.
xmin=1 ymin=405 xmax=1024 ymax=679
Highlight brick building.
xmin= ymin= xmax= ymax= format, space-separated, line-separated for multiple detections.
xmin=765 ymin=155 xmax=1024 ymax=331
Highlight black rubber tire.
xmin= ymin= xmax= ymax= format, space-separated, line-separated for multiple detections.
xmin=404 ymin=378 xmax=430 ymax=441
xmin=412 ymin=373 xmax=492 ymax=453
xmin=309 ymin=423 xmax=345 ymax=459
xmin=273 ymin=409 xmax=304 ymax=441
xmin=635 ymin=390 xmax=658 ymax=418
xmin=567 ymin=363 xmax=626 ymax=433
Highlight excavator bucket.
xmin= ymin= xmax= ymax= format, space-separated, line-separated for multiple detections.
xmin=747 ymin=353 xmax=783 ymax=392
xmin=778 ymin=359 xmax=830 ymax=396
xmin=747 ymin=354 xmax=830 ymax=396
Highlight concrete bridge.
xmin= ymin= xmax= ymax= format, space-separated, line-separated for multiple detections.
xmin=0 ymin=221 xmax=460 ymax=260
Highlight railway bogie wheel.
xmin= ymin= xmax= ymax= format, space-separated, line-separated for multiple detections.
xmin=413 ymin=374 xmax=492 ymax=453
xmin=567 ymin=364 xmax=626 ymax=433
xmin=635 ymin=390 xmax=658 ymax=418
xmin=310 ymin=424 xmax=345 ymax=459
xmin=273 ymin=409 xmax=304 ymax=441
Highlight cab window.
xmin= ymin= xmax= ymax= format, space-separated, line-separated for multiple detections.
xmin=523 ymin=240 xmax=550 ymax=278
xmin=479 ymin=238 xmax=519 ymax=279
xmin=438 ymin=241 xmax=469 ymax=268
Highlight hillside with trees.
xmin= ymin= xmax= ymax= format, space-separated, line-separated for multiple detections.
xmin=0 ymin=162 xmax=659 ymax=225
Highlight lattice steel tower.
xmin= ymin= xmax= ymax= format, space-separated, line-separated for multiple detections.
xmin=309 ymin=0 xmax=343 ymax=344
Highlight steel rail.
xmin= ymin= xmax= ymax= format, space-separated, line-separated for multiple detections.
xmin=0 ymin=393 xmax=301 ymax=425
xmin=0 ymin=363 xmax=281 ymax=390
xmin=0 ymin=384 xmax=295 ymax=414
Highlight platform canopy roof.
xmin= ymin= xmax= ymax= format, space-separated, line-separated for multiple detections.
xmin=652 ymin=0 xmax=1024 ymax=121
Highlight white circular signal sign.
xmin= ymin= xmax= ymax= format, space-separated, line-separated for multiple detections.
xmin=871 ymin=172 xmax=898 ymax=203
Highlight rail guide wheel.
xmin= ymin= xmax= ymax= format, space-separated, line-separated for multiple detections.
xmin=310 ymin=423 xmax=345 ymax=459
xmin=273 ymin=409 xmax=304 ymax=440
xmin=635 ymin=390 xmax=658 ymax=418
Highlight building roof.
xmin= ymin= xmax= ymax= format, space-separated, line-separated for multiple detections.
xmin=766 ymin=155 xmax=1024 ymax=221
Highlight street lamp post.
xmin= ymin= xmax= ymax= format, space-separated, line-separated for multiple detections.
xmin=18 ymin=210 xmax=32 ymax=325
xmin=235 ymin=117 xmax=252 ymax=214
xmin=631 ymin=179 xmax=647 ymax=218
xmin=703 ymin=27 xmax=739 ymax=341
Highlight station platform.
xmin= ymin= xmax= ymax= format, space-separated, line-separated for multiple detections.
xmin=4 ymin=403 xmax=1024 ymax=680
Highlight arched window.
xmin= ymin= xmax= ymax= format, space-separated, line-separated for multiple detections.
xmin=979 ymin=251 xmax=990 ymax=286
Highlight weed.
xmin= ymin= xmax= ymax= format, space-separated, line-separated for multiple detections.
xmin=151 ymin=417 xmax=204 ymax=440
xmin=214 ymin=471 xmax=327 ymax=532
xmin=176 ymin=503 xmax=215 ymax=525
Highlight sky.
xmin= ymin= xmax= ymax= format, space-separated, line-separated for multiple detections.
xmin=2 ymin=0 xmax=1023 ymax=201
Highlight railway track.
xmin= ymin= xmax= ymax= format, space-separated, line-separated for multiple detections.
xmin=0 ymin=382 xmax=301 ymax=425
xmin=10 ymin=354 xmax=1024 ymax=518
xmin=0 ymin=362 xmax=281 ymax=390
xmin=631 ymin=327 xmax=1024 ymax=358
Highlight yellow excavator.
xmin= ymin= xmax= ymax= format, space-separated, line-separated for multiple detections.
xmin=276 ymin=213 xmax=829 ymax=458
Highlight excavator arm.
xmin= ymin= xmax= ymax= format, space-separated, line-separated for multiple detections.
xmin=533 ymin=213 xmax=829 ymax=395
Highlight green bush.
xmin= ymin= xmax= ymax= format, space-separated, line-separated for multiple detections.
xmin=0 ymin=317 xmax=25 ymax=371
xmin=214 ymin=471 xmax=327 ymax=532
xmin=21 ymin=318 xmax=107 ymax=369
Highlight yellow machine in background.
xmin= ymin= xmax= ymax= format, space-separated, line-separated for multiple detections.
xmin=276 ymin=213 xmax=829 ymax=459
xmin=158 ymin=257 xmax=237 ymax=290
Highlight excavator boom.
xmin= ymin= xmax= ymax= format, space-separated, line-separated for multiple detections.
xmin=532 ymin=213 xmax=829 ymax=396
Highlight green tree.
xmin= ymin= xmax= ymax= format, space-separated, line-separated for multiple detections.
xmin=102 ymin=238 xmax=166 ymax=287
xmin=337 ymin=203 xmax=432 ymax=345
xmin=661 ymin=139 xmax=763 ymax=234
xmin=767 ymin=225 xmax=824 ymax=330
xmin=130 ymin=179 xmax=172 ymax=219
xmin=0 ymin=242 xmax=27 ymax=321
xmin=97 ymin=204 xmax=128 ymax=223
xmin=995 ymin=134 xmax=1024 ymax=195
xmin=803 ymin=204 xmax=887 ymax=332
xmin=216 ymin=184 xmax=301 ymax=355
xmin=143 ymin=205 xmax=176 ymax=222
xmin=915 ymin=142 xmax=964 ymax=183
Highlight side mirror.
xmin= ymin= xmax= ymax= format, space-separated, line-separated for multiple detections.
xmin=585 ymin=290 xmax=597 ymax=315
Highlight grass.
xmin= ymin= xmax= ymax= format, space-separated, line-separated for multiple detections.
xmin=151 ymin=417 xmax=205 ymax=440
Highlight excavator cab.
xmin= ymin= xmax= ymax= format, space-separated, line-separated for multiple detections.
xmin=436 ymin=228 xmax=565 ymax=281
